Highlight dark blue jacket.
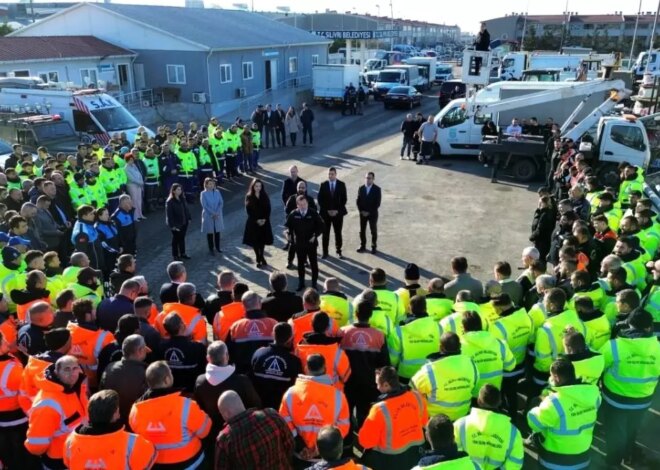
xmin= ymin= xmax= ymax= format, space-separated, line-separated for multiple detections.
xmin=96 ymin=294 xmax=134 ymax=333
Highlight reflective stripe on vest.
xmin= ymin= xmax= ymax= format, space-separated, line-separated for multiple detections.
xmin=30 ymin=398 xmax=71 ymax=441
xmin=424 ymin=363 xmax=474 ymax=408
xmin=610 ymin=340 xmax=658 ymax=384
xmin=0 ymin=361 xmax=17 ymax=397
xmin=536 ymin=325 xmax=558 ymax=360
xmin=546 ymin=395 xmax=598 ymax=436
xmin=185 ymin=315 xmax=203 ymax=337
xmin=125 ymin=433 xmax=137 ymax=470
xmin=458 ymin=418 xmax=521 ymax=468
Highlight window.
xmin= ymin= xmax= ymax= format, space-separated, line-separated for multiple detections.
xmin=288 ymin=57 xmax=298 ymax=74
xmin=166 ymin=65 xmax=186 ymax=85
xmin=80 ymin=68 xmax=98 ymax=87
xmin=220 ymin=64 xmax=232 ymax=83
xmin=12 ymin=70 xmax=30 ymax=77
xmin=312 ymin=54 xmax=319 ymax=65
xmin=440 ymin=106 xmax=467 ymax=128
xmin=38 ymin=71 xmax=59 ymax=83
xmin=241 ymin=62 xmax=253 ymax=80
xmin=610 ymin=125 xmax=645 ymax=151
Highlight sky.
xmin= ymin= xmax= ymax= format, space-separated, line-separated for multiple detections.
xmin=18 ymin=0 xmax=660 ymax=32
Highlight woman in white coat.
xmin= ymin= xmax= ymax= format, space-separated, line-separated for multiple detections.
xmin=200 ymin=177 xmax=224 ymax=255
xmin=284 ymin=106 xmax=302 ymax=147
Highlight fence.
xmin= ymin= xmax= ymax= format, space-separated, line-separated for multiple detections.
xmin=112 ymin=89 xmax=161 ymax=113
xmin=236 ymin=75 xmax=312 ymax=120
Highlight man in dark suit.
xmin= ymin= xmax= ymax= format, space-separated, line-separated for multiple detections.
xmin=275 ymin=104 xmax=286 ymax=147
xmin=356 ymin=171 xmax=381 ymax=254
xmin=264 ymin=104 xmax=277 ymax=148
xmin=281 ymin=165 xmax=304 ymax=251
xmin=317 ymin=167 xmax=347 ymax=259
xmin=285 ymin=196 xmax=324 ymax=291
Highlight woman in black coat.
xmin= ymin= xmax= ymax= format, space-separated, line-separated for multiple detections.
xmin=242 ymin=178 xmax=273 ymax=267
xmin=165 ymin=183 xmax=192 ymax=260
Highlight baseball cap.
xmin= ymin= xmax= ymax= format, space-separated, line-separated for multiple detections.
xmin=1 ymin=246 xmax=21 ymax=263
xmin=8 ymin=237 xmax=30 ymax=248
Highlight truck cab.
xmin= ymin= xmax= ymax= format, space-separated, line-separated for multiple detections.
xmin=522 ymin=69 xmax=562 ymax=82
xmin=435 ymin=63 xmax=454 ymax=84
xmin=433 ymin=100 xmax=487 ymax=156
xmin=0 ymin=114 xmax=81 ymax=154
xmin=595 ymin=116 xmax=651 ymax=170
xmin=372 ymin=69 xmax=408 ymax=99
xmin=364 ymin=59 xmax=387 ymax=72
xmin=634 ymin=50 xmax=660 ymax=79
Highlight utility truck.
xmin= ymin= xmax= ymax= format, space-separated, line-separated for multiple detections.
xmin=404 ymin=57 xmax=437 ymax=89
xmin=372 ymin=65 xmax=424 ymax=99
xmin=499 ymin=51 xmax=617 ymax=81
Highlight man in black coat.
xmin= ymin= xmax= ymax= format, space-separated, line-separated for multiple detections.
xmin=285 ymin=181 xmax=317 ymax=269
xmin=159 ymin=261 xmax=206 ymax=310
xmin=317 ymin=167 xmax=348 ymax=259
xmin=281 ymin=165 xmax=304 ymax=206
xmin=300 ymin=102 xmax=315 ymax=146
xmin=356 ymin=171 xmax=382 ymax=254
xmin=275 ymin=104 xmax=286 ymax=147
xmin=158 ymin=312 xmax=206 ymax=393
xmin=263 ymin=104 xmax=277 ymax=149
xmin=261 ymin=271 xmax=303 ymax=322
xmin=473 ymin=22 xmax=490 ymax=75
xmin=285 ymin=196 xmax=324 ymax=291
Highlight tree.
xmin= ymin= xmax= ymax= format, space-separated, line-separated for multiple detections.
xmin=329 ymin=39 xmax=346 ymax=53
xmin=0 ymin=23 xmax=14 ymax=36
xmin=522 ymin=25 xmax=537 ymax=51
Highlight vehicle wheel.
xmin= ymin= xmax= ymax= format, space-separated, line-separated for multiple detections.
xmin=511 ymin=157 xmax=537 ymax=182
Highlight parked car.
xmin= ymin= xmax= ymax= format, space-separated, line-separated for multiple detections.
xmin=438 ymin=80 xmax=466 ymax=108
xmin=383 ymin=86 xmax=422 ymax=109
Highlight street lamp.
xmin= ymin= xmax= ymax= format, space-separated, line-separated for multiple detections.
xmin=389 ymin=0 xmax=394 ymax=49
xmin=646 ymin=0 xmax=660 ymax=73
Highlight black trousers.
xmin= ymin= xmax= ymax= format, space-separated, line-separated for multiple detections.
xmin=265 ymin=127 xmax=276 ymax=148
xmin=0 ymin=422 xmax=40 ymax=469
xmin=302 ymin=124 xmax=313 ymax=144
xmin=501 ymin=371 xmax=523 ymax=419
xmin=296 ymin=243 xmax=318 ymax=287
xmin=359 ymin=213 xmax=378 ymax=249
xmin=277 ymin=126 xmax=285 ymax=146
xmin=602 ymin=400 xmax=647 ymax=465
xmin=171 ymin=224 xmax=188 ymax=257
xmin=206 ymin=232 xmax=220 ymax=251
xmin=253 ymin=244 xmax=265 ymax=263
xmin=322 ymin=214 xmax=344 ymax=255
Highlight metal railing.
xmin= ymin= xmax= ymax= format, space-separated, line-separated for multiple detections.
xmin=237 ymin=75 xmax=312 ymax=119
xmin=112 ymin=89 xmax=160 ymax=112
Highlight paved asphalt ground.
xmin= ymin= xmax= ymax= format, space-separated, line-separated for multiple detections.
xmin=134 ymin=94 xmax=658 ymax=469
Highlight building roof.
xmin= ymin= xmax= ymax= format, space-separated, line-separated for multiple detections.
xmin=0 ymin=35 xmax=134 ymax=62
xmin=94 ymin=3 xmax=329 ymax=50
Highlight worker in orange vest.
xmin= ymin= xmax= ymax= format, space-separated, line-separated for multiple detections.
xmin=154 ymin=282 xmax=208 ymax=343
xmin=315 ymin=425 xmax=372 ymax=470
xmin=279 ymin=354 xmax=350 ymax=465
xmin=289 ymin=288 xmax=339 ymax=346
xmin=0 ymin=330 xmax=39 ymax=469
xmin=0 ymin=293 xmax=18 ymax=353
xmin=226 ymin=291 xmax=277 ymax=373
xmin=64 ymin=390 xmax=156 ymax=470
xmin=67 ymin=298 xmax=114 ymax=390
xmin=19 ymin=328 xmax=72 ymax=414
xmin=296 ymin=312 xmax=351 ymax=390
xmin=11 ymin=270 xmax=51 ymax=323
xmin=25 ymin=355 xmax=88 ymax=470
xmin=358 ymin=365 xmax=428 ymax=469
xmin=212 ymin=282 xmax=249 ymax=341
xmin=130 ymin=361 xmax=211 ymax=468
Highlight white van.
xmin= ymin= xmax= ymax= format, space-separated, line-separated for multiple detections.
xmin=0 ymin=85 xmax=151 ymax=144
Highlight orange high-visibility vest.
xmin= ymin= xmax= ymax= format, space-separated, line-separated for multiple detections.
xmin=19 ymin=355 xmax=51 ymax=414
xmin=66 ymin=323 xmax=114 ymax=388
xmin=16 ymin=297 xmax=50 ymax=323
xmin=64 ymin=428 xmax=157 ymax=470
xmin=340 ymin=324 xmax=386 ymax=353
xmin=0 ymin=356 xmax=27 ymax=427
xmin=25 ymin=376 xmax=88 ymax=462
xmin=358 ymin=389 xmax=428 ymax=453
xmin=289 ymin=310 xmax=339 ymax=346
xmin=279 ymin=375 xmax=350 ymax=450
xmin=155 ymin=303 xmax=208 ymax=343
xmin=212 ymin=301 xmax=245 ymax=341
xmin=129 ymin=391 xmax=211 ymax=466
xmin=296 ymin=342 xmax=351 ymax=390
xmin=0 ymin=317 xmax=18 ymax=354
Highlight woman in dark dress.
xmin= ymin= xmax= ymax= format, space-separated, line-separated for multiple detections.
xmin=165 ymin=183 xmax=192 ymax=260
xmin=242 ymin=178 xmax=273 ymax=267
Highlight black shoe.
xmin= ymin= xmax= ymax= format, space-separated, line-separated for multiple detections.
xmin=256 ymin=260 xmax=263 ymax=267
xmin=416 ymin=159 xmax=423 ymax=165
xmin=321 ymin=253 xmax=329 ymax=259
xmin=181 ymin=254 xmax=191 ymax=260
xmin=282 ymin=243 xmax=290 ymax=251
xmin=173 ymin=256 xmax=181 ymax=261
xmin=216 ymin=248 xmax=223 ymax=254
xmin=356 ymin=247 xmax=366 ymax=253
xmin=371 ymin=247 xmax=377 ymax=254
xmin=260 ymin=259 xmax=268 ymax=267
xmin=296 ymin=284 xmax=305 ymax=292
xmin=287 ymin=262 xmax=295 ymax=270
xmin=337 ymin=251 xmax=343 ymax=259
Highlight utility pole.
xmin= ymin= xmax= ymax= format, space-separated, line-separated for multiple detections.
xmin=390 ymin=0 xmax=394 ymax=50
xmin=630 ymin=0 xmax=642 ymax=67
xmin=646 ymin=0 xmax=660 ymax=73
xmin=559 ymin=0 xmax=570 ymax=52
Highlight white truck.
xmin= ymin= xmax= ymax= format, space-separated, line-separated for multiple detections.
xmin=372 ymin=65 xmax=424 ymax=99
xmin=312 ymin=64 xmax=361 ymax=106
xmin=434 ymin=63 xmax=455 ymax=84
xmin=633 ymin=49 xmax=660 ymax=80
xmin=0 ymin=80 xmax=149 ymax=144
xmin=404 ymin=57 xmax=437 ymax=90
xmin=499 ymin=52 xmax=616 ymax=81
xmin=433 ymin=79 xmax=625 ymax=156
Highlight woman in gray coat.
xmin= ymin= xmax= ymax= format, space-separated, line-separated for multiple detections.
xmin=200 ymin=177 xmax=224 ymax=255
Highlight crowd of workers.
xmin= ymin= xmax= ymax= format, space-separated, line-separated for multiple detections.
xmin=0 ymin=114 xmax=657 ymax=470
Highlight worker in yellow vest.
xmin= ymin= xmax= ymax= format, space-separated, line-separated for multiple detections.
xmin=425 ymin=278 xmax=454 ymax=321
xmin=368 ymin=268 xmax=404 ymax=325
xmin=395 ymin=263 xmax=428 ymax=317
